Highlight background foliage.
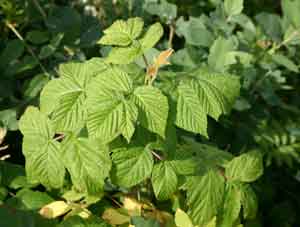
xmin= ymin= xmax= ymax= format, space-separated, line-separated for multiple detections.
xmin=1 ymin=0 xmax=300 ymax=226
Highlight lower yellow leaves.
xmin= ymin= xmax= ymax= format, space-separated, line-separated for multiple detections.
xmin=102 ymin=208 xmax=130 ymax=225
xmin=39 ymin=201 xmax=71 ymax=219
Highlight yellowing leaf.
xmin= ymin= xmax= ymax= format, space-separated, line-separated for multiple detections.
xmin=154 ymin=48 xmax=174 ymax=67
xmin=39 ymin=201 xmax=71 ymax=219
xmin=123 ymin=197 xmax=142 ymax=216
xmin=102 ymin=208 xmax=130 ymax=225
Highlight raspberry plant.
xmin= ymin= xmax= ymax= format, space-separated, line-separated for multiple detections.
xmin=18 ymin=17 xmax=263 ymax=226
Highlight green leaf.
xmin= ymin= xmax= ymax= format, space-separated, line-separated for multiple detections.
xmin=133 ymin=86 xmax=169 ymax=138
xmin=111 ymin=147 xmax=154 ymax=188
xmin=86 ymin=66 xmax=137 ymax=143
xmin=131 ymin=216 xmax=160 ymax=227
xmin=59 ymin=216 xmax=110 ymax=227
xmin=0 ymin=162 xmax=28 ymax=189
xmin=225 ymin=151 xmax=263 ymax=182
xmin=105 ymin=22 xmax=163 ymax=65
xmin=62 ymin=135 xmax=111 ymax=194
xmin=105 ymin=41 xmax=143 ymax=65
xmin=14 ymin=189 xmax=54 ymax=210
xmin=144 ymin=0 xmax=177 ymax=23
xmin=224 ymin=0 xmax=244 ymax=17
xmin=282 ymin=0 xmax=300 ymax=28
xmin=99 ymin=17 xmax=144 ymax=46
xmin=0 ymin=39 xmax=24 ymax=70
xmin=175 ymin=209 xmax=194 ymax=227
xmin=176 ymin=71 xmax=240 ymax=136
xmin=175 ymin=17 xmax=213 ymax=47
xmin=220 ymin=184 xmax=241 ymax=227
xmin=140 ymin=22 xmax=164 ymax=51
xmin=184 ymin=170 xmax=225 ymax=225
xmin=40 ymin=60 xmax=107 ymax=132
xmin=208 ymin=37 xmax=237 ymax=72
xmin=19 ymin=107 xmax=65 ymax=188
xmin=240 ymin=184 xmax=258 ymax=220
xmin=151 ymin=161 xmax=178 ymax=201
xmin=26 ymin=30 xmax=49 ymax=45
xmin=272 ymin=54 xmax=299 ymax=72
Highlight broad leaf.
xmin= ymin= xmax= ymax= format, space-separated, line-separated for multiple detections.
xmin=176 ymin=71 xmax=240 ymax=137
xmin=111 ymin=147 xmax=154 ymax=187
xmin=62 ymin=135 xmax=111 ymax=194
xmin=105 ymin=23 xmax=163 ymax=65
xmin=105 ymin=41 xmax=143 ymax=65
xmin=175 ymin=209 xmax=193 ymax=227
xmin=176 ymin=17 xmax=213 ymax=47
xmin=40 ymin=59 xmax=108 ymax=132
xmin=240 ymin=184 xmax=258 ymax=219
xmin=140 ymin=22 xmax=164 ymax=51
xmin=224 ymin=0 xmax=244 ymax=17
xmin=99 ymin=17 xmax=144 ymax=46
xmin=133 ymin=86 xmax=169 ymax=138
xmin=220 ymin=184 xmax=241 ymax=227
xmin=225 ymin=151 xmax=263 ymax=182
xmin=151 ymin=162 xmax=178 ymax=201
xmin=19 ymin=107 xmax=65 ymax=188
xmin=184 ymin=170 xmax=225 ymax=225
xmin=282 ymin=0 xmax=300 ymax=28
xmin=208 ymin=37 xmax=237 ymax=72
xmin=86 ymin=66 xmax=137 ymax=142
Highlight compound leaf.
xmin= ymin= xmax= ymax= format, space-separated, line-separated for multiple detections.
xmin=176 ymin=71 xmax=240 ymax=137
xmin=99 ymin=17 xmax=144 ymax=46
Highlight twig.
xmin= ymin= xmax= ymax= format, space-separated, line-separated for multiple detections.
xmin=31 ymin=0 xmax=47 ymax=21
xmin=168 ymin=22 xmax=175 ymax=49
xmin=54 ymin=134 xmax=65 ymax=141
xmin=0 ymin=145 xmax=8 ymax=151
xmin=151 ymin=150 xmax=163 ymax=161
xmin=142 ymin=54 xmax=149 ymax=68
xmin=0 ymin=154 xmax=10 ymax=161
xmin=5 ymin=21 xmax=49 ymax=77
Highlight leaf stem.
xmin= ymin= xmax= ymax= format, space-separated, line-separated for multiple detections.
xmin=5 ymin=21 xmax=50 ymax=77
xmin=168 ymin=22 xmax=175 ymax=49
xmin=151 ymin=150 xmax=163 ymax=161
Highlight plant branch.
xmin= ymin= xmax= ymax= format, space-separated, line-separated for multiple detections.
xmin=151 ymin=150 xmax=163 ymax=161
xmin=31 ymin=0 xmax=47 ymax=21
xmin=0 ymin=145 xmax=8 ymax=151
xmin=5 ymin=21 xmax=49 ymax=77
xmin=168 ymin=22 xmax=175 ymax=49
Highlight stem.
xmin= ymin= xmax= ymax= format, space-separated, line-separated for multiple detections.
xmin=269 ymin=30 xmax=300 ymax=54
xmin=31 ymin=0 xmax=47 ymax=21
xmin=0 ymin=154 xmax=10 ymax=161
xmin=142 ymin=54 xmax=149 ymax=68
xmin=0 ymin=145 xmax=8 ymax=151
xmin=5 ymin=21 xmax=49 ymax=77
xmin=151 ymin=150 xmax=163 ymax=161
xmin=168 ymin=22 xmax=175 ymax=49
xmin=54 ymin=134 xmax=65 ymax=141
